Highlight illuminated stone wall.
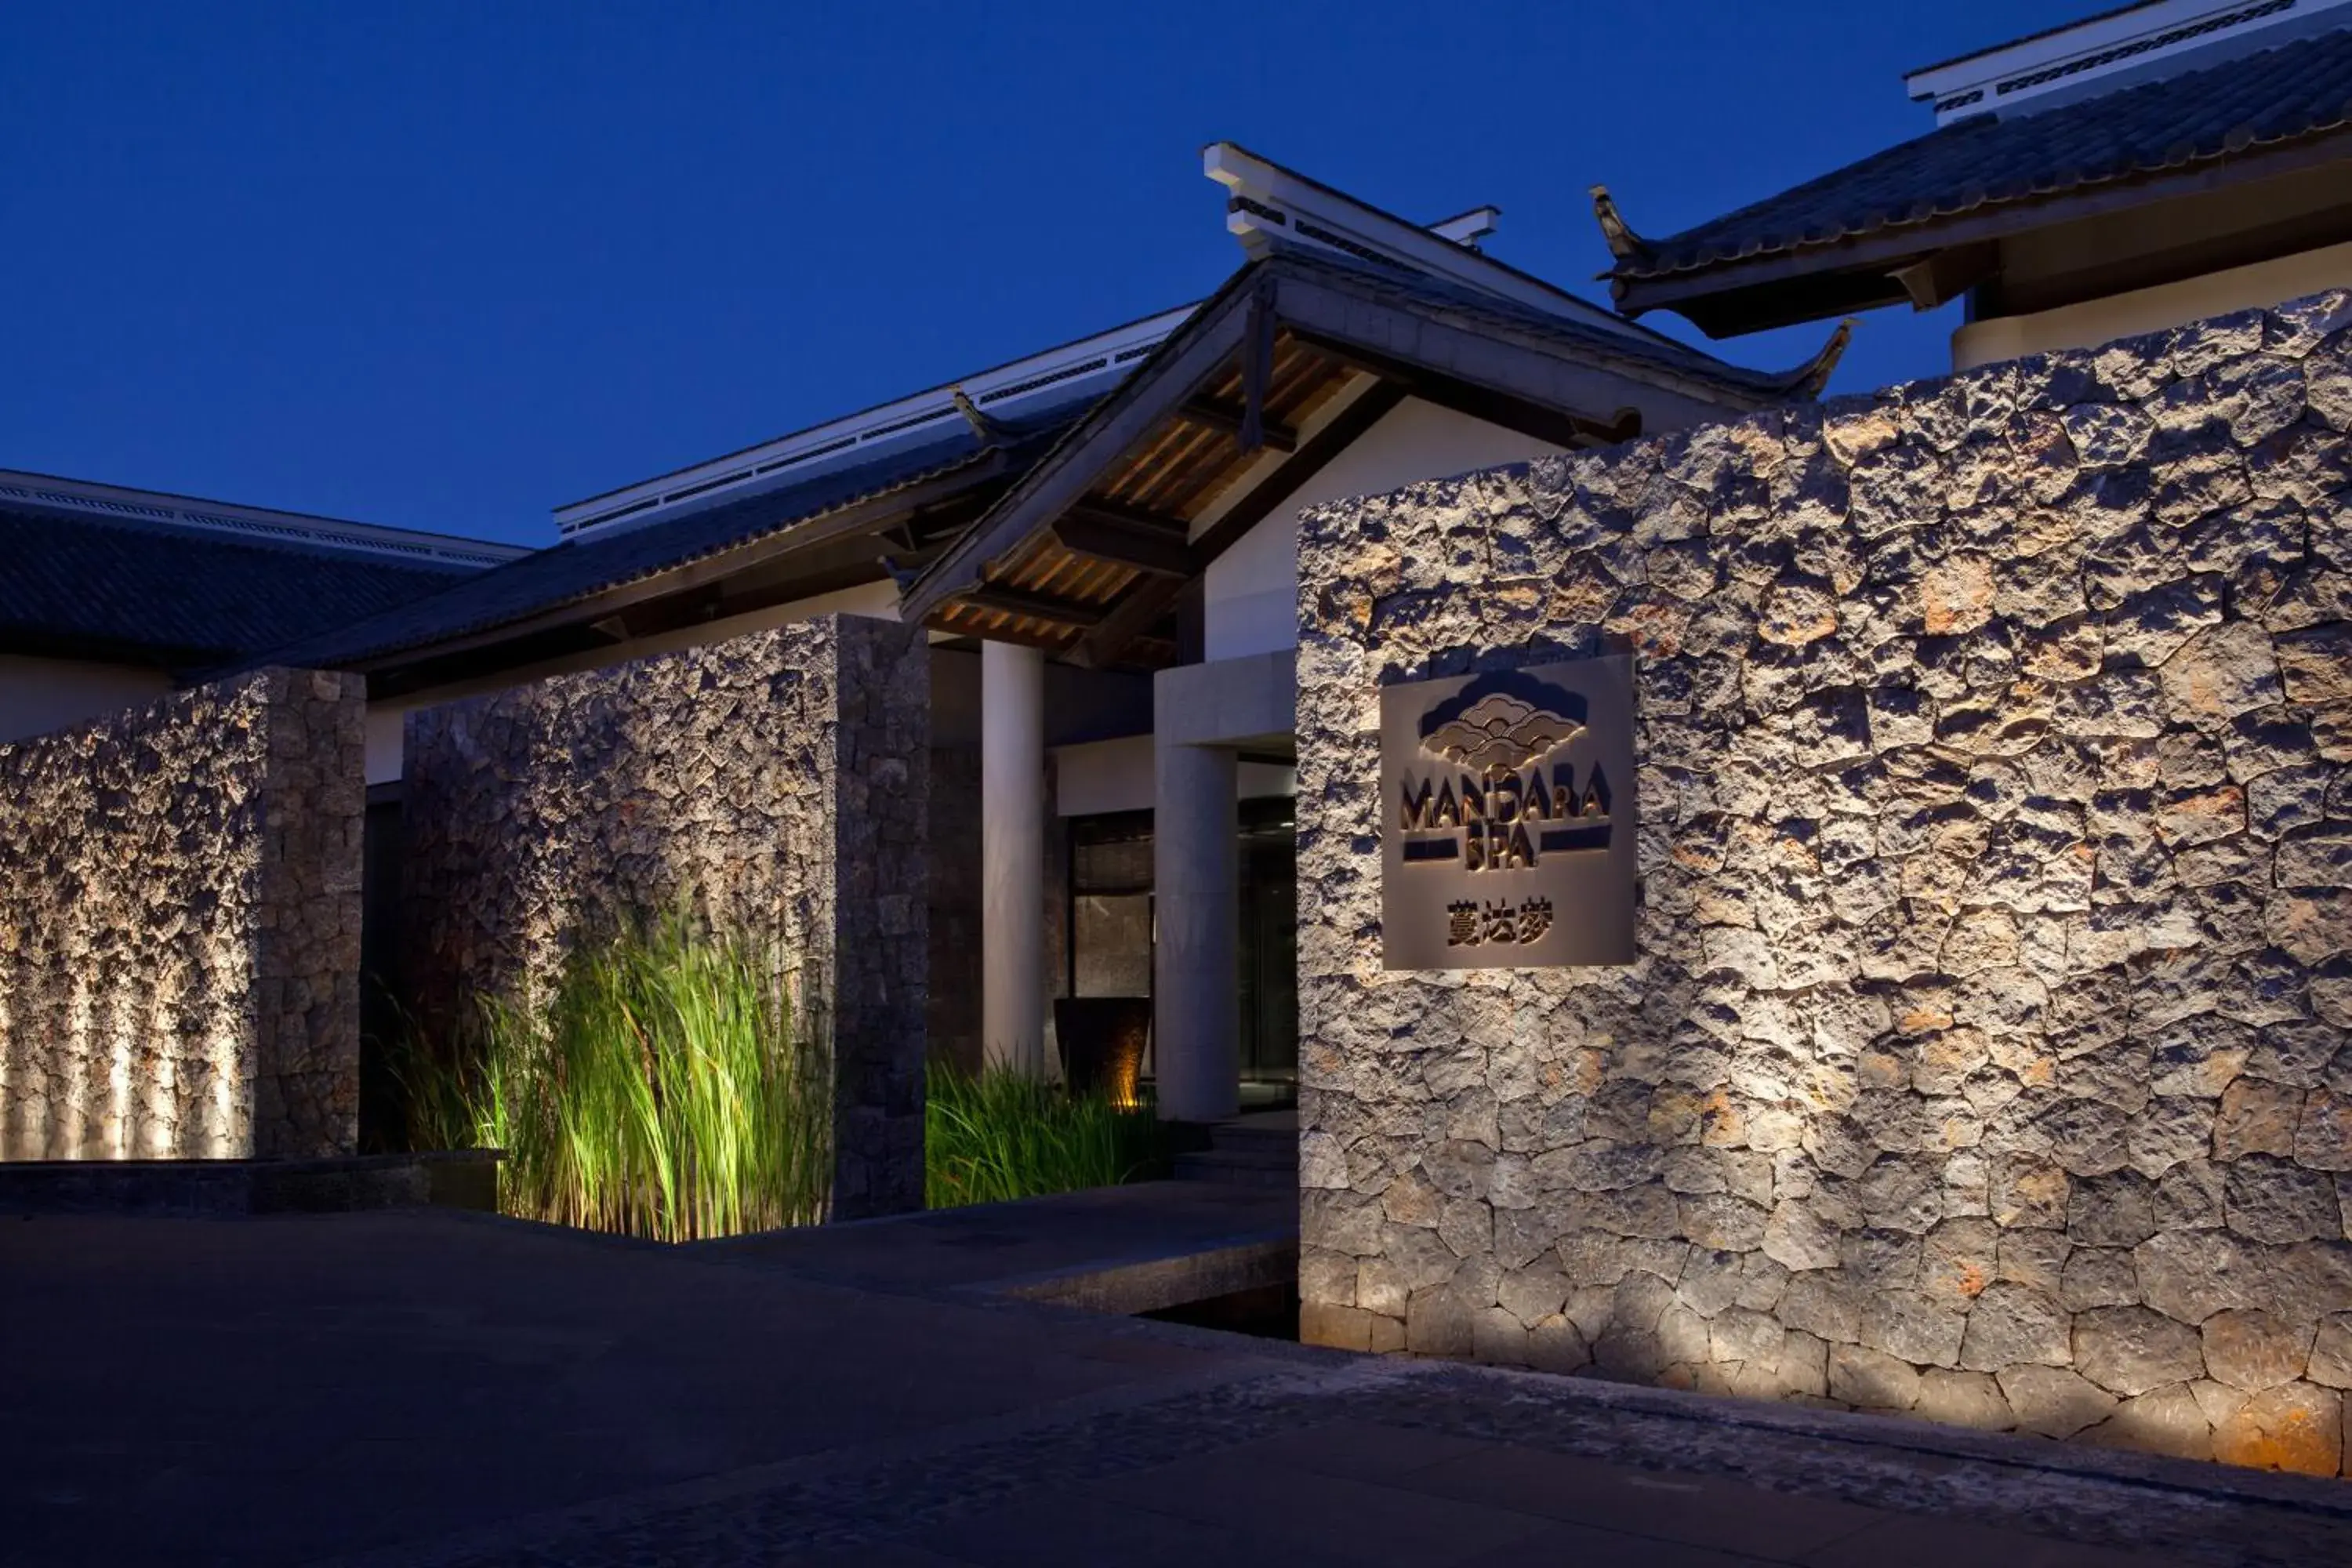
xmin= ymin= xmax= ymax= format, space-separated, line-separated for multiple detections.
xmin=0 ymin=668 xmax=365 ymax=1161
xmin=401 ymin=615 xmax=927 ymax=1219
xmin=1296 ymin=292 xmax=2352 ymax=1476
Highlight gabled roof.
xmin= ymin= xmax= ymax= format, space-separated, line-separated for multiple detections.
xmin=244 ymin=146 xmax=1832 ymax=685
xmin=0 ymin=496 xmax=491 ymax=669
xmin=902 ymin=246 xmax=1844 ymax=668
xmin=1599 ymin=16 xmax=2352 ymax=332
xmin=250 ymin=409 xmax=1079 ymax=676
xmin=0 ymin=472 xmax=513 ymax=670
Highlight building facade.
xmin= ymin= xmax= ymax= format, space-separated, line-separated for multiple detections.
xmin=239 ymin=143 xmax=1846 ymax=1125
xmin=6 ymin=0 xmax=2352 ymax=1478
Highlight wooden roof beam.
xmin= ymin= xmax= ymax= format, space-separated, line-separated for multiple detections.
xmin=1180 ymin=396 xmax=1297 ymax=453
xmin=960 ymin=583 xmax=1107 ymax=629
xmin=1286 ymin=331 xmax=1631 ymax=450
xmin=1070 ymin=380 xmax=1408 ymax=670
xmin=1893 ymin=241 xmax=1998 ymax=311
xmin=933 ymin=613 xmax=1073 ymax=652
xmin=1064 ymin=497 xmax=1191 ymax=534
xmin=900 ymin=289 xmax=1256 ymax=622
xmin=1052 ymin=512 xmax=1198 ymax=577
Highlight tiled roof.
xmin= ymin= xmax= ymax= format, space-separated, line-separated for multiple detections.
xmin=903 ymin=246 xmax=1838 ymax=626
xmin=270 ymin=249 xmax=1817 ymax=674
xmin=1608 ymin=20 xmax=2352 ymax=286
xmin=251 ymin=412 xmax=1080 ymax=672
xmin=0 ymin=501 xmax=483 ymax=667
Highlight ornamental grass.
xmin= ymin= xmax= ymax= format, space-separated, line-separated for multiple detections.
xmin=397 ymin=913 xmax=829 ymax=1242
xmin=924 ymin=1064 xmax=1171 ymax=1208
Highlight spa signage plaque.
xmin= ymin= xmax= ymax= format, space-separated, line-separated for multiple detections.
xmin=1379 ymin=655 xmax=1636 ymax=970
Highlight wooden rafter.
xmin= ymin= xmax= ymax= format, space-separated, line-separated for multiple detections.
xmin=961 ymin=583 xmax=1107 ymax=629
xmin=1051 ymin=512 xmax=1196 ymax=577
xmin=900 ymin=289 xmax=1254 ymax=622
xmin=1069 ymin=378 xmax=1409 ymax=670
xmin=1064 ymin=496 xmax=1192 ymax=533
xmin=1180 ymin=396 xmax=1297 ymax=453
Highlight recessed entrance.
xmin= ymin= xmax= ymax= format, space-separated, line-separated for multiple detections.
xmin=1064 ymin=797 xmax=1298 ymax=1109
xmin=1236 ymin=797 xmax=1298 ymax=1104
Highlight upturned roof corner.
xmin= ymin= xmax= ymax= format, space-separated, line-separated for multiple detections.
xmin=951 ymin=387 xmax=1017 ymax=447
xmin=1588 ymin=185 xmax=1652 ymax=263
xmin=1781 ymin=317 xmax=1857 ymax=400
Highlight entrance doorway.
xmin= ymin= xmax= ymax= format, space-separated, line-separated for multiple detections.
xmin=1237 ymin=797 xmax=1297 ymax=1101
xmin=1065 ymin=798 xmax=1298 ymax=1108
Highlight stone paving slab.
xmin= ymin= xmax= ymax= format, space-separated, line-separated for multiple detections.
xmin=3 ymin=1207 xmax=2347 ymax=1568
xmin=694 ymin=1178 xmax=1296 ymax=1300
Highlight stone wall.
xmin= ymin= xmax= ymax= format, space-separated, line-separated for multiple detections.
xmin=0 ymin=668 xmax=365 ymax=1160
xmin=401 ymin=615 xmax=928 ymax=1218
xmin=1295 ymin=292 xmax=2352 ymax=1477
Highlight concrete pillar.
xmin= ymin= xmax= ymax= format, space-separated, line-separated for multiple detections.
xmin=981 ymin=640 xmax=1046 ymax=1076
xmin=1153 ymin=739 xmax=1238 ymax=1122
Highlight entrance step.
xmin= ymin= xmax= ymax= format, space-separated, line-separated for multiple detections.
xmin=1173 ymin=1112 xmax=1298 ymax=1189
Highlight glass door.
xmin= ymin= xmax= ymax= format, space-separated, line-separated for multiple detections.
xmin=1237 ymin=797 xmax=1298 ymax=1095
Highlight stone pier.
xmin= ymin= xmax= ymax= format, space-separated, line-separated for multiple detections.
xmin=401 ymin=614 xmax=929 ymax=1219
xmin=1294 ymin=292 xmax=2352 ymax=1476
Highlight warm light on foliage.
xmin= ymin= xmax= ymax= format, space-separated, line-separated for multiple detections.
xmin=395 ymin=913 xmax=829 ymax=1241
xmin=924 ymin=1065 xmax=1171 ymax=1208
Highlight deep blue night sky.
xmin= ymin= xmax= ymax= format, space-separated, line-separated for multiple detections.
xmin=2 ymin=2 xmax=2074 ymax=545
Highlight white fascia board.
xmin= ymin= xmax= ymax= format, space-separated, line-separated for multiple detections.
xmin=554 ymin=304 xmax=1198 ymax=539
xmin=1906 ymin=0 xmax=2350 ymax=124
xmin=1202 ymin=143 xmax=1654 ymax=346
xmin=1429 ymin=205 xmax=1502 ymax=245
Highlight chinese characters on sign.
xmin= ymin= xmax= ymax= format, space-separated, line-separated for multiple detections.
xmin=1446 ymin=895 xmax=1555 ymax=949
xmin=1379 ymin=656 xmax=1637 ymax=970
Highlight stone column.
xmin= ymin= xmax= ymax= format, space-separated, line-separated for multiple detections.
xmin=1153 ymin=739 xmax=1238 ymax=1122
xmin=981 ymin=639 xmax=1046 ymax=1076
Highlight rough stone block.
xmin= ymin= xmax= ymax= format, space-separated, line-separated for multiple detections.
xmin=1915 ymin=1367 xmax=2014 ymax=1432
xmin=2307 ymin=1314 xmax=2352 ymax=1389
xmin=2000 ymin=1364 xmax=2121 ymax=1439
xmin=1301 ymin=1301 xmax=1377 ymax=1352
xmin=1958 ymin=1282 xmax=2072 ymax=1371
xmin=1828 ymin=1343 xmax=1921 ymax=1410
xmin=2212 ymin=1382 xmax=2344 ymax=1476
xmin=2202 ymin=1308 xmax=2315 ymax=1392
xmin=2083 ymin=1384 xmax=2215 ymax=1461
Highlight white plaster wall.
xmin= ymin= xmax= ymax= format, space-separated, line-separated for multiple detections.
xmin=363 ymin=579 xmax=898 ymax=785
xmin=1202 ymin=397 xmax=1563 ymax=662
xmin=0 ymin=656 xmax=174 ymax=745
xmin=1053 ymin=734 xmax=1294 ymax=816
xmin=1954 ymin=238 xmax=2352 ymax=370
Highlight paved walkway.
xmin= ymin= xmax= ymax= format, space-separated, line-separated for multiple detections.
xmin=699 ymin=1178 xmax=1296 ymax=1308
xmin=4 ymin=1202 xmax=2348 ymax=1567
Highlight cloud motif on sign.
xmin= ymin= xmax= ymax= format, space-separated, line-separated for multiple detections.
xmin=1421 ymin=695 xmax=1584 ymax=776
